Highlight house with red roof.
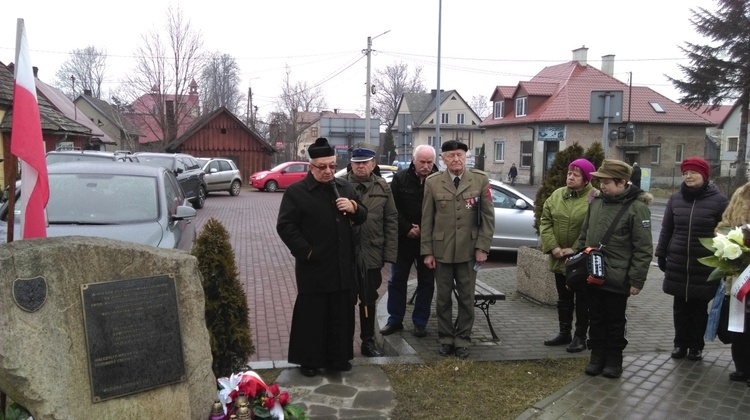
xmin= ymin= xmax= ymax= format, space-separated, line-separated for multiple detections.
xmin=715 ymin=103 xmax=749 ymax=177
xmin=480 ymin=47 xmax=714 ymax=187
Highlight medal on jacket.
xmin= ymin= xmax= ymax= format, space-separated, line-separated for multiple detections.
xmin=466 ymin=196 xmax=479 ymax=210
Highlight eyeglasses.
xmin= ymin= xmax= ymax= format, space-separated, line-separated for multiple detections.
xmin=311 ymin=163 xmax=337 ymax=171
xmin=682 ymin=171 xmax=701 ymax=177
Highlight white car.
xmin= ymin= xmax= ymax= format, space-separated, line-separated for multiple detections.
xmin=487 ymin=179 xmax=540 ymax=251
xmin=197 ymin=157 xmax=242 ymax=196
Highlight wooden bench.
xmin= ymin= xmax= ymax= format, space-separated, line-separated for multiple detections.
xmin=454 ymin=280 xmax=506 ymax=341
xmin=411 ymin=279 xmax=505 ymax=341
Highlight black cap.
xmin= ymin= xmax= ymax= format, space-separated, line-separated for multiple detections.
xmin=308 ymin=137 xmax=335 ymax=159
xmin=441 ymin=140 xmax=468 ymax=153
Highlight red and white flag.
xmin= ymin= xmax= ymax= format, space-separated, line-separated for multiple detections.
xmin=10 ymin=19 xmax=49 ymax=239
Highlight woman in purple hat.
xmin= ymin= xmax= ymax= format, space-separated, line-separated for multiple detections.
xmin=540 ymin=158 xmax=597 ymax=352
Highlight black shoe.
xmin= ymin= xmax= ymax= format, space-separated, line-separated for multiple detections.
xmin=544 ymin=332 xmax=572 ymax=346
xmin=300 ymin=366 xmax=318 ymax=377
xmin=361 ymin=341 xmax=383 ymax=357
xmin=671 ymin=347 xmax=687 ymax=359
xmin=585 ymin=350 xmax=606 ymax=376
xmin=455 ymin=347 xmax=469 ymax=359
xmin=380 ymin=322 xmax=403 ymax=336
xmin=438 ymin=344 xmax=454 ymax=357
xmin=326 ymin=361 xmax=352 ymax=372
xmin=729 ymin=371 xmax=749 ymax=382
xmin=602 ymin=365 xmax=623 ymax=378
xmin=566 ymin=336 xmax=587 ymax=353
xmin=413 ymin=325 xmax=427 ymax=338
xmin=687 ymin=349 xmax=703 ymax=361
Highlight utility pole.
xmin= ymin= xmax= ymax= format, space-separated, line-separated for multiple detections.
xmin=364 ymin=30 xmax=390 ymax=144
xmin=248 ymin=87 xmax=255 ymax=130
xmin=435 ymin=0 xmax=442 ymax=154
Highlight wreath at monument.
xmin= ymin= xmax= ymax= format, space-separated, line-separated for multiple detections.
xmin=210 ymin=370 xmax=307 ymax=420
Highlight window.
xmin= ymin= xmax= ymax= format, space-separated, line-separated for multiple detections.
xmin=457 ymin=113 xmax=465 ymax=124
xmin=675 ymin=144 xmax=685 ymax=163
xmin=515 ymin=97 xmax=527 ymax=117
xmin=520 ymin=141 xmax=533 ymax=168
xmin=311 ymin=127 xmax=318 ymax=137
xmin=650 ymin=102 xmax=666 ymax=113
xmin=651 ymin=146 xmax=661 ymax=165
xmin=728 ymin=136 xmax=739 ymax=152
xmin=493 ymin=102 xmax=504 ymax=119
xmin=494 ymin=141 xmax=505 ymax=162
xmin=441 ymin=113 xmax=449 ymax=124
xmin=428 ymin=136 xmax=442 ymax=148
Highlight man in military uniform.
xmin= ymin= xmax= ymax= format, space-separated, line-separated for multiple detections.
xmin=344 ymin=143 xmax=398 ymax=357
xmin=421 ymin=140 xmax=495 ymax=359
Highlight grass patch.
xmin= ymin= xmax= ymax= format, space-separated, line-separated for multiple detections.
xmin=259 ymin=357 xmax=587 ymax=419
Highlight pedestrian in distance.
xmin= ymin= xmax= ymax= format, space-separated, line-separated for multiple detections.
xmin=276 ymin=137 xmax=367 ymax=378
xmin=715 ymin=181 xmax=750 ymax=386
xmin=508 ymin=163 xmax=518 ymax=186
xmin=575 ymin=159 xmax=653 ymax=379
xmin=381 ymin=145 xmax=439 ymax=339
xmin=656 ymin=157 xmax=728 ymax=362
xmin=422 ymin=140 xmax=495 ymax=360
xmin=343 ymin=142 xmax=398 ymax=357
xmin=631 ymin=162 xmax=642 ymax=189
xmin=540 ymin=158 xmax=596 ymax=353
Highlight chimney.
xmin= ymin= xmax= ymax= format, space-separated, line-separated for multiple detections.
xmin=33 ymin=66 xmax=38 ymax=77
xmin=601 ymin=55 xmax=615 ymax=77
xmin=84 ymin=89 xmax=92 ymax=97
xmin=572 ymin=46 xmax=588 ymax=66
xmin=165 ymin=100 xmax=176 ymax=141
xmin=334 ymin=108 xmax=338 ymax=114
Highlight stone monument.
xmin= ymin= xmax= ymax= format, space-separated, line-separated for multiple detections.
xmin=0 ymin=236 xmax=216 ymax=419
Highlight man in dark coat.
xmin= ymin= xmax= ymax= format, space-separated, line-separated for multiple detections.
xmin=656 ymin=157 xmax=728 ymax=362
xmin=631 ymin=162 xmax=642 ymax=189
xmin=381 ymin=145 xmax=439 ymax=338
xmin=276 ymin=137 xmax=367 ymax=377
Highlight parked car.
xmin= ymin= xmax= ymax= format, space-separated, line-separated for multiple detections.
xmin=249 ymin=161 xmax=310 ymax=192
xmin=0 ymin=162 xmax=197 ymax=251
xmin=488 ymin=179 xmax=540 ymax=251
xmin=196 ymin=157 xmax=242 ymax=196
xmin=134 ymin=152 xmax=207 ymax=209
xmin=334 ymin=164 xmax=399 ymax=183
xmin=46 ymin=150 xmax=139 ymax=164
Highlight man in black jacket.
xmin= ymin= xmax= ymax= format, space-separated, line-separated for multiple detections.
xmin=381 ymin=145 xmax=439 ymax=338
xmin=277 ymin=138 xmax=367 ymax=377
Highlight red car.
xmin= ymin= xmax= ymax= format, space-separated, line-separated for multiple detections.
xmin=249 ymin=161 xmax=310 ymax=192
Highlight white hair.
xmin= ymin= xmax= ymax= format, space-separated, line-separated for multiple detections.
xmin=413 ymin=144 xmax=436 ymax=160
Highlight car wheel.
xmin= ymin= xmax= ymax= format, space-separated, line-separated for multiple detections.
xmin=229 ymin=180 xmax=241 ymax=196
xmin=192 ymin=185 xmax=206 ymax=209
xmin=265 ymin=180 xmax=278 ymax=192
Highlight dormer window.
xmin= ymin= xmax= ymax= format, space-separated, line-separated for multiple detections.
xmin=494 ymin=102 xmax=504 ymax=119
xmin=516 ymin=97 xmax=527 ymax=117
xmin=650 ymin=102 xmax=665 ymax=113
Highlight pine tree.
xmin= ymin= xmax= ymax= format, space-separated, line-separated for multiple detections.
xmin=668 ymin=0 xmax=750 ymax=188
xmin=192 ymin=218 xmax=255 ymax=378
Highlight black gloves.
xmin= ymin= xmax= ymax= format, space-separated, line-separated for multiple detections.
xmin=657 ymin=256 xmax=666 ymax=272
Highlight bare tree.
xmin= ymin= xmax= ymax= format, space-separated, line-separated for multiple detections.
xmin=121 ymin=5 xmax=204 ymax=150
xmin=372 ymin=62 xmax=426 ymax=127
xmin=470 ymin=94 xmax=491 ymax=120
xmin=273 ymin=67 xmax=327 ymax=161
xmin=200 ymin=52 xmax=243 ymax=116
xmin=53 ymin=45 xmax=107 ymax=100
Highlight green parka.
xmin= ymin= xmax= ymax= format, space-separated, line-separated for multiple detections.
xmin=344 ymin=173 xmax=398 ymax=269
xmin=574 ymin=186 xmax=653 ymax=295
xmin=540 ymin=183 xmax=595 ymax=274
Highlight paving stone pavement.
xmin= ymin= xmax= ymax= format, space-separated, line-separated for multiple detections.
xmin=197 ymin=189 xmax=750 ymax=419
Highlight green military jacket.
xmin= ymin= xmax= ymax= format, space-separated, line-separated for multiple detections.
xmin=345 ymin=172 xmax=398 ymax=269
xmin=421 ymin=168 xmax=495 ymax=263
xmin=540 ymin=183 xmax=595 ymax=274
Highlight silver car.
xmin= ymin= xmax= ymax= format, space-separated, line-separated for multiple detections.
xmin=196 ymin=157 xmax=242 ymax=196
xmin=488 ymin=179 xmax=540 ymax=251
xmin=0 ymin=162 xmax=197 ymax=251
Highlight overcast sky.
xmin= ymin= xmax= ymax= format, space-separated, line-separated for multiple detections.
xmin=2 ymin=0 xmax=718 ymax=122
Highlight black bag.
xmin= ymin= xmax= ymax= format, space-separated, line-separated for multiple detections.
xmin=564 ymin=200 xmax=632 ymax=291
xmin=565 ymin=247 xmax=605 ymax=291
xmin=717 ymin=294 xmax=733 ymax=344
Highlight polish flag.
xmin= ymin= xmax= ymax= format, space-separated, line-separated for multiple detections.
xmin=10 ymin=19 xmax=49 ymax=239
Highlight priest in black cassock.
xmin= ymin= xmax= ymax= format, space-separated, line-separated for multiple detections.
xmin=276 ymin=137 xmax=367 ymax=377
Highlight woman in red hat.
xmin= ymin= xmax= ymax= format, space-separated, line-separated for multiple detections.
xmin=656 ymin=157 xmax=728 ymax=361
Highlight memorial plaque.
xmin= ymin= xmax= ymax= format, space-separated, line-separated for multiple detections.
xmin=81 ymin=275 xmax=185 ymax=402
